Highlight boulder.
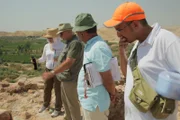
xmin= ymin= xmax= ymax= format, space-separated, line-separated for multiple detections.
xmin=27 ymin=90 xmax=36 ymax=94
xmin=21 ymin=111 xmax=32 ymax=119
xmin=6 ymin=83 xmax=26 ymax=94
xmin=24 ymin=83 xmax=38 ymax=90
xmin=0 ymin=81 xmax=10 ymax=87
xmin=37 ymin=83 xmax=44 ymax=89
xmin=17 ymin=76 xmax=27 ymax=87
xmin=0 ymin=109 xmax=13 ymax=120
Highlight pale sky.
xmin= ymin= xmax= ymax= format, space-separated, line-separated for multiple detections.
xmin=0 ymin=0 xmax=180 ymax=32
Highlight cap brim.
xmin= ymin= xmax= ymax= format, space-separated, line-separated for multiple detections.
xmin=104 ymin=19 xmax=122 ymax=28
xmin=56 ymin=28 xmax=73 ymax=35
xmin=56 ymin=31 xmax=63 ymax=35
xmin=43 ymin=34 xmax=58 ymax=38
xmin=43 ymin=34 xmax=53 ymax=38
xmin=73 ymin=23 xmax=97 ymax=32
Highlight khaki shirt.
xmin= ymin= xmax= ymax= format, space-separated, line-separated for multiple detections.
xmin=56 ymin=35 xmax=84 ymax=82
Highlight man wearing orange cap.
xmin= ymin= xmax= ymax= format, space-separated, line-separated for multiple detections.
xmin=104 ymin=2 xmax=180 ymax=120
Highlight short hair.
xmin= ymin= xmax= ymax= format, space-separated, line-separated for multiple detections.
xmin=139 ymin=19 xmax=148 ymax=26
xmin=85 ymin=26 xmax=97 ymax=34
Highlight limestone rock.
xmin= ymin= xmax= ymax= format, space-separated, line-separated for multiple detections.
xmin=0 ymin=109 xmax=13 ymax=120
xmin=0 ymin=81 xmax=10 ymax=87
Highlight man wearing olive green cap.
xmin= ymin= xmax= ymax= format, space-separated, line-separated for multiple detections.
xmin=42 ymin=23 xmax=83 ymax=120
xmin=73 ymin=13 xmax=116 ymax=120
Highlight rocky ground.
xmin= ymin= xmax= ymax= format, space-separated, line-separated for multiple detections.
xmin=0 ymin=76 xmax=64 ymax=120
xmin=0 ymin=76 xmax=125 ymax=120
xmin=0 ymin=75 xmax=179 ymax=120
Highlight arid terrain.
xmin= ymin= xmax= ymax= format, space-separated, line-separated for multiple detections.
xmin=0 ymin=75 xmax=125 ymax=120
xmin=0 ymin=65 xmax=179 ymax=120
xmin=1 ymin=26 xmax=180 ymax=40
xmin=0 ymin=27 xmax=180 ymax=120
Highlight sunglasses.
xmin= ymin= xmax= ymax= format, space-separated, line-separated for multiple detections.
xmin=47 ymin=38 xmax=53 ymax=40
xmin=60 ymin=32 xmax=66 ymax=37
xmin=115 ymin=21 xmax=133 ymax=32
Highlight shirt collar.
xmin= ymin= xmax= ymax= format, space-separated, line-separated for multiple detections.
xmin=86 ymin=36 xmax=100 ymax=46
xmin=140 ymin=23 xmax=161 ymax=46
xmin=65 ymin=35 xmax=77 ymax=44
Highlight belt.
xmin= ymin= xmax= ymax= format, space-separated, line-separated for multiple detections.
xmin=45 ymin=68 xmax=53 ymax=72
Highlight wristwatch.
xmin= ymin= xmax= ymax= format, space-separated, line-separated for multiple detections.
xmin=50 ymin=70 xmax=55 ymax=75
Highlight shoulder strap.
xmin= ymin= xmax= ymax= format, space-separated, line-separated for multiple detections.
xmin=130 ymin=44 xmax=157 ymax=93
xmin=130 ymin=45 xmax=138 ymax=70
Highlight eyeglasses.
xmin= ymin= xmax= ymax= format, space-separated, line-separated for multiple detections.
xmin=60 ymin=32 xmax=64 ymax=37
xmin=115 ymin=21 xmax=133 ymax=32
xmin=75 ymin=32 xmax=83 ymax=36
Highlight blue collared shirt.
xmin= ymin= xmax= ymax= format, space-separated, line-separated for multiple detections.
xmin=77 ymin=36 xmax=112 ymax=112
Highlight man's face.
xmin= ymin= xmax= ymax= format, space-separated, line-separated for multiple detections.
xmin=76 ymin=31 xmax=85 ymax=42
xmin=60 ymin=30 xmax=71 ymax=40
xmin=114 ymin=21 xmax=136 ymax=43
xmin=59 ymin=32 xmax=65 ymax=40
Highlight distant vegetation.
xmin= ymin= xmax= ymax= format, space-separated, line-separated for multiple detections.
xmin=0 ymin=36 xmax=47 ymax=63
xmin=0 ymin=36 xmax=134 ymax=81
xmin=0 ymin=36 xmax=133 ymax=64
xmin=0 ymin=62 xmax=44 ymax=82
xmin=0 ymin=36 xmax=46 ymax=81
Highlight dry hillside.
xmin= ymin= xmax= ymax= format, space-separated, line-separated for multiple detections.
xmin=0 ymin=31 xmax=44 ymax=37
xmin=165 ymin=26 xmax=180 ymax=36
xmin=0 ymin=26 xmax=179 ymax=39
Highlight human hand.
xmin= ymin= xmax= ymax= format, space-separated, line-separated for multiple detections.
xmin=110 ymin=88 xmax=118 ymax=106
xmin=42 ymin=72 xmax=54 ymax=81
xmin=119 ymin=37 xmax=128 ymax=50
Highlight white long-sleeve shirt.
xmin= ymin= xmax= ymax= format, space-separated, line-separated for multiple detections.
xmin=38 ymin=40 xmax=64 ymax=69
xmin=125 ymin=23 xmax=179 ymax=120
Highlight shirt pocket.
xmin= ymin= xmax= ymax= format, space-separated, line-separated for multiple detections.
xmin=58 ymin=50 xmax=68 ymax=63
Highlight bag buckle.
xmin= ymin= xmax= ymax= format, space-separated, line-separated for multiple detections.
xmin=136 ymin=97 xmax=142 ymax=103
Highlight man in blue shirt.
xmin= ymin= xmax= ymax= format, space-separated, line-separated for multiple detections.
xmin=73 ymin=13 xmax=116 ymax=120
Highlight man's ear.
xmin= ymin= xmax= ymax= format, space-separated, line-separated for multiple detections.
xmin=130 ymin=21 xmax=140 ymax=32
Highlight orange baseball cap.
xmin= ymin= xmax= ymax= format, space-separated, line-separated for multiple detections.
xmin=104 ymin=2 xmax=146 ymax=27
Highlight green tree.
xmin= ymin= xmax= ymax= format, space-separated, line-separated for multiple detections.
xmin=0 ymin=45 xmax=3 ymax=63
xmin=0 ymin=45 xmax=3 ymax=55
xmin=24 ymin=41 xmax=31 ymax=53
xmin=17 ymin=45 xmax=24 ymax=54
